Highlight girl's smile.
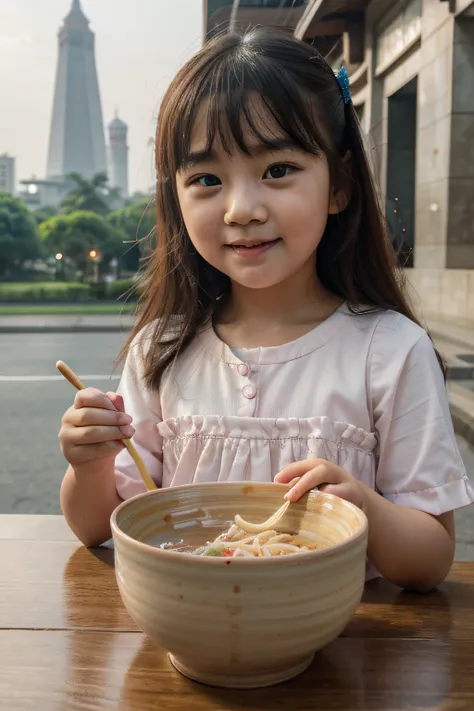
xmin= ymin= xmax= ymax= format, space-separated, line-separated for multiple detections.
xmin=225 ymin=237 xmax=282 ymax=258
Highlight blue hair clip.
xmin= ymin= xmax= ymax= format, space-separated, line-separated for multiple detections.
xmin=336 ymin=66 xmax=351 ymax=105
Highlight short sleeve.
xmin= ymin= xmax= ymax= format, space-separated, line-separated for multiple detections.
xmin=114 ymin=334 xmax=163 ymax=500
xmin=371 ymin=325 xmax=474 ymax=516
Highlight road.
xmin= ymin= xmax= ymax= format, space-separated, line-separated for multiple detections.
xmin=1 ymin=332 xmax=473 ymax=559
xmin=0 ymin=332 xmax=127 ymax=515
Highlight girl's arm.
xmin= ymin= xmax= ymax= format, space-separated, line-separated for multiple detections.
xmin=59 ymin=332 xmax=163 ymax=547
xmin=367 ymin=328 xmax=472 ymax=588
xmin=278 ymin=326 xmax=473 ymax=591
xmin=61 ymin=461 xmax=123 ymax=548
xmin=277 ymin=460 xmax=455 ymax=591
xmin=59 ymin=387 xmax=130 ymax=547
xmin=363 ymin=487 xmax=455 ymax=591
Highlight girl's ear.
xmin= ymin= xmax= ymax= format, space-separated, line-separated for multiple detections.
xmin=328 ymin=151 xmax=352 ymax=215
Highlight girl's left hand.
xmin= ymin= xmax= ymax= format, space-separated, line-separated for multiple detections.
xmin=274 ymin=459 xmax=367 ymax=511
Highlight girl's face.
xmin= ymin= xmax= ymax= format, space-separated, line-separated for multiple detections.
xmin=176 ymin=102 xmax=346 ymax=292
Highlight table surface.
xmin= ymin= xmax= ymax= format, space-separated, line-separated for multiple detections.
xmin=1 ymin=514 xmax=473 ymax=710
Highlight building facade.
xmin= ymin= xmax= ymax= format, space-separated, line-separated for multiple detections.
xmin=204 ymin=0 xmax=474 ymax=321
xmin=18 ymin=177 xmax=66 ymax=210
xmin=0 ymin=154 xmax=15 ymax=195
xmin=315 ymin=0 xmax=474 ymax=322
xmin=204 ymin=0 xmax=307 ymax=38
xmin=362 ymin=0 xmax=473 ymax=321
xmin=301 ymin=0 xmax=474 ymax=321
xmin=107 ymin=115 xmax=129 ymax=199
xmin=46 ymin=0 xmax=107 ymax=181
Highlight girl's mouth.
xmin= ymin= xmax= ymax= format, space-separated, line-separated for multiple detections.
xmin=227 ymin=238 xmax=281 ymax=257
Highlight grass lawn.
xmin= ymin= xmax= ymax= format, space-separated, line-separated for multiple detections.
xmin=0 ymin=303 xmax=137 ymax=316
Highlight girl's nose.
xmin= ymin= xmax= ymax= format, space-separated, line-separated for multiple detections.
xmin=224 ymin=186 xmax=268 ymax=226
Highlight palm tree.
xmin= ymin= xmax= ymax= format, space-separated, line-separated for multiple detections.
xmin=60 ymin=172 xmax=111 ymax=216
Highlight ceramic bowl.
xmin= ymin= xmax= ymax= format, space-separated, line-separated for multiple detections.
xmin=111 ymin=482 xmax=368 ymax=689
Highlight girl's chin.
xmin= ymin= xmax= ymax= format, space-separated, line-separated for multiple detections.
xmin=228 ymin=276 xmax=288 ymax=291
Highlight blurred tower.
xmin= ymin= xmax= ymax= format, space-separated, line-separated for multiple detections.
xmin=46 ymin=0 xmax=106 ymax=180
xmin=107 ymin=113 xmax=129 ymax=198
xmin=0 ymin=154 xmax=15 ymax=195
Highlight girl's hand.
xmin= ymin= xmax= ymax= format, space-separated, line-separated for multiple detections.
xmin=274 ymin=459 xmax=367 ymax=510
xmin=59 ymin=388 xmax=135 ymax=468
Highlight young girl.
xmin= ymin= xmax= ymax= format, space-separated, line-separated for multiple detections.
xmin=59 ymin=28 xmax=474 ymax=590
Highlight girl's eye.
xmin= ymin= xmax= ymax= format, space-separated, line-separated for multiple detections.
xmin=192 ymin=174 xmax=221 ymax=187
xmin=264 ymin=164 xmax=295 ymax=180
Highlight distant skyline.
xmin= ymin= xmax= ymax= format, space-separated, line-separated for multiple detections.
xmin=0 ymin=0 xmax=203 ymax=194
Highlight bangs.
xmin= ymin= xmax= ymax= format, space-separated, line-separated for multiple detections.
xmin=170 ymin=40 xmax=336 ymax=174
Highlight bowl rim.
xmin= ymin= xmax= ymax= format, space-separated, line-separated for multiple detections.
xmin=110 ymin=482 xmax=368 ymax=566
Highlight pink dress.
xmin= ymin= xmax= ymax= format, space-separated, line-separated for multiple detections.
xmin=114 ymin=304 xmax=474 ymax=576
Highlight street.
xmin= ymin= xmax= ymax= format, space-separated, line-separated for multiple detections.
xmin=0 ymin=332 xmax=127 ymax=515
xmin=1 ymin=332 xmax=473 ymax=558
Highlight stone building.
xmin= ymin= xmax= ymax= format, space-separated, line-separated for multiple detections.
xmin=0 ymin=154 xmax=15 ymax=195
xmin=19 ymin=0 xmax=126 ymax=209
xmin=108 ymin=114 xmax=129 ymax=199
xmin=204 ymin=0 xmax=474 ymax=321
xmin=46 ymin=0 xmax=107 ymax=182
xmin=204 ymin=1 xmax=340 ymax=43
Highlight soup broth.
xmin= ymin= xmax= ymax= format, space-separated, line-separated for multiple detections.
xmin=147 ymin=519 xmax=330 ymax=558
xmin=147 ymin=511 xmax=233 ymax=554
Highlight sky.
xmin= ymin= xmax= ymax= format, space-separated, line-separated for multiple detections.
xmin=0 ymin=0 xmax=203 ymax=194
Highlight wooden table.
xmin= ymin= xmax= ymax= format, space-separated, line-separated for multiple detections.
xmin=1 ymin=515 xmax=473 ymax=710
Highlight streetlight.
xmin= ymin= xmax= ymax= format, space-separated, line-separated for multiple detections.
xmin=88 ymin=249 xmax=100 ymax=284
xmin=55 ymin=253 xmax=63 ymax=281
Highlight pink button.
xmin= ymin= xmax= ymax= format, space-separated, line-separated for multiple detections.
xmin=243 ymin=384 xmax=256 ymax=400
xmin=237 ymin=364 xmax=249 ymax=376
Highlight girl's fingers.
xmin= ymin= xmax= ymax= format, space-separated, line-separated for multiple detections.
xmin=65 ymin=424 xmax=135 ymax=446
xmin=284 ymin=464 xmax=328 ymax=502
xmin=274 ymin=460 xmax=323 ymax=484
xmin=107 ymin=392 xmax=125 ymax=413
xmin=67 ymin=441 xmax=125 ymax=463
xmin=64 ymin=406 xmax=132 ymax=428
xmin=74 ymin=387 xmax=117 ymax=411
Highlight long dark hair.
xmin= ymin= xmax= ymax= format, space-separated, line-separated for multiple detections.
xmin=123 ymin=27 xmax=443 ymax=388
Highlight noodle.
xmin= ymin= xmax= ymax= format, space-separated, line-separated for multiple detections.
xmin=156 ymin=497 xmax=328 ymax=558
xmin=194 ymin=523 xmax=327 ymax=558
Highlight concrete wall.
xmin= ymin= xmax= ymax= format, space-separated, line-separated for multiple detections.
xmin=410 ymin=4 xmax=474 ymax=317
xmin=408 ymin=268 xmax=474 ymax=321
xmin=413 ymin=0 xmax=454 ymax=269
xmin=364 ymin=0 xmax=474 ymax=320
xmin=447 ymin=15 xmax=474 ymax=269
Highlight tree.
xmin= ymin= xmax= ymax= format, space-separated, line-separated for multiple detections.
xmin=31 ymin=205 xmax=57 ymax=226
xmin=107 ymin=198 xmax=156 ymax=272
xmin=0 ymin=193 xmax=43 ymax=278
xmin=60 ymin=172 xmax=111 ymax=216
xmin=39 ymin=210 xmax=123 ymax=281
